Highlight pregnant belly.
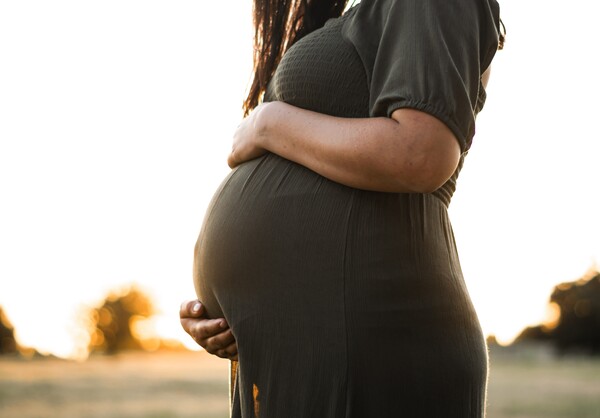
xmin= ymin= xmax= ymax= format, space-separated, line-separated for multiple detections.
xmin=193 ymin=152 xmax=470 ymax=335
xmin=193 ymin=153 xmax=356 ymax=319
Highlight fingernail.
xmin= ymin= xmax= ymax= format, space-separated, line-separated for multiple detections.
xmin=219 ymin=320 xmax=227 ymax=329
xmin=192 ymin=303 xmax=201 ymax=313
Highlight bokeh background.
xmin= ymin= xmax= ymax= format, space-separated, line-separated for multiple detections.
xmin=1 ymin=0 xmax=599 ymax=417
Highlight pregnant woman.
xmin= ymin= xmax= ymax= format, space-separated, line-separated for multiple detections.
xmin=181 ymin=0 xmax=504 ymax=416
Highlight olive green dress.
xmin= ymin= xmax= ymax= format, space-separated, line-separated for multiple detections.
xmin=194 ymin=0 xmax=502 ymax=417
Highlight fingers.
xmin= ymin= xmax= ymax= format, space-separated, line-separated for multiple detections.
xmin=215 ymin=342 xmax=238 ymax=361
xmin=178 ymin=299 xmax=239 ymax=360
xmin=179 ymin=299 xmax=205 ymax=319
xmin=208 ymin=331 xmax=238 ymax=360
xmin=192 ymin=318 xmax=228 ymax=341
xmin=227 ymin=153 xmax=235 ymax=169
xmin=227 ymin=149 xmax=241 ymax=169
xmin=206 ymin=327 xmax=236 ymax=349
xmin=192 ymin=322 xmax=238 ymax=360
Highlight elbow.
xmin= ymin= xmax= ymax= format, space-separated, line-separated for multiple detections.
xmin=407 ymin=178 xmax=448 ymax=194
xmin=391 ymin=145 xmax=461 ymax=194
xmin=401 ymin=168 xmax=453 ymax=194
xmin=416 ymin=181 xmax=452 ymax=194
xmin=387 ymin=108 xmax=462 ymax=193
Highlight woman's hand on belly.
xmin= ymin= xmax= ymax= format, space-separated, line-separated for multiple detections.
xmin=228 ymin=103 xmax=270 ymax=168
xmin=179 ymin=300 xmax=238 ymax=360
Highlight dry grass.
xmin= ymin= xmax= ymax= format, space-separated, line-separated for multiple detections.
xmin=0 ymin=351 xmax=230 ymax=418
xmin=0 ymin=346 xmax=599 ymax=418
xmin=486 ymin=346 xmax=600 ymax=418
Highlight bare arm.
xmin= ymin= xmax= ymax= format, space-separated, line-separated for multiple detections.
xmin=229 ymin=104 xmax=461 ymax=194
xmin=228 ymin=66 xmax=495 ymax=194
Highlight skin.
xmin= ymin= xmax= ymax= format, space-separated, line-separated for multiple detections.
xmin=228 ymin=104 xmax=460 ymax=193
xmin=179 ymin=300 xmax=238 ymax=360
xmin=181 ymin=67 xmax=493 ymax=360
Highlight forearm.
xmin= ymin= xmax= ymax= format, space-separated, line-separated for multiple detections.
xmin=255 ymin=101 xmax=461 ymax=193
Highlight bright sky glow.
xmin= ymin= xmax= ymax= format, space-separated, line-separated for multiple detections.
xmin=1 ymin=0 xmax=599 ymax=358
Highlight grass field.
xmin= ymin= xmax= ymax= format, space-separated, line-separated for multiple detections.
xmin=486 ymin=346 xmax=600 ymax=418
xmin=1 ymin=347 xmax=599 ymax=418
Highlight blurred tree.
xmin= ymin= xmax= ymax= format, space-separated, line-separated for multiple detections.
xmin=516 ymin=270 xmax=600 ymax=354
xmin=0 ymin=307 xmax=19 ymax=355
xmin=87 ymin=287 xmax=155 ymax=354
xmin=550 ymin=271 xmax=600 ymax=354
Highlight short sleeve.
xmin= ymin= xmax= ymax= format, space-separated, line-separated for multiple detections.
xmin=342 ymin=0 xmax=501 ymax=152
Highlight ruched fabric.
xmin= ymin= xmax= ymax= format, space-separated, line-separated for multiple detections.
xmin=193 ymin=1 xmax=501 ymax=417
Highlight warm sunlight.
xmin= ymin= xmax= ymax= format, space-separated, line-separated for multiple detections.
xmin=1 ymin=0 xmax=599 ymax=359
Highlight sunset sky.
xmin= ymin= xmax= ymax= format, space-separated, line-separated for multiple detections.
xmin=1 ymin=0 xmax=599 ymax=359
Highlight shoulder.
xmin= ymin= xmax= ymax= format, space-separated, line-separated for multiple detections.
xmin=350 ymin=0 xmax=501 ymax=28
xmin=357 ymin=0 xmax=501 ymax=23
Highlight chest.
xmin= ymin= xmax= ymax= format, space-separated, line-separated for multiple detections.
xmin=265 ymin=14 xmax=369 ymax=118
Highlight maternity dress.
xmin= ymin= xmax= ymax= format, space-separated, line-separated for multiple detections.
xmin=194 ymin=0 xmax=502 ymax=417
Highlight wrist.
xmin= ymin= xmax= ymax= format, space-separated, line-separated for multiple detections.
xmin=254 ymin=101 xmax=284 ymax=150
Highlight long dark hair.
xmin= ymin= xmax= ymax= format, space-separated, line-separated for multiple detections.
xmin=243 ymin=0 xmax=351 ymax=116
